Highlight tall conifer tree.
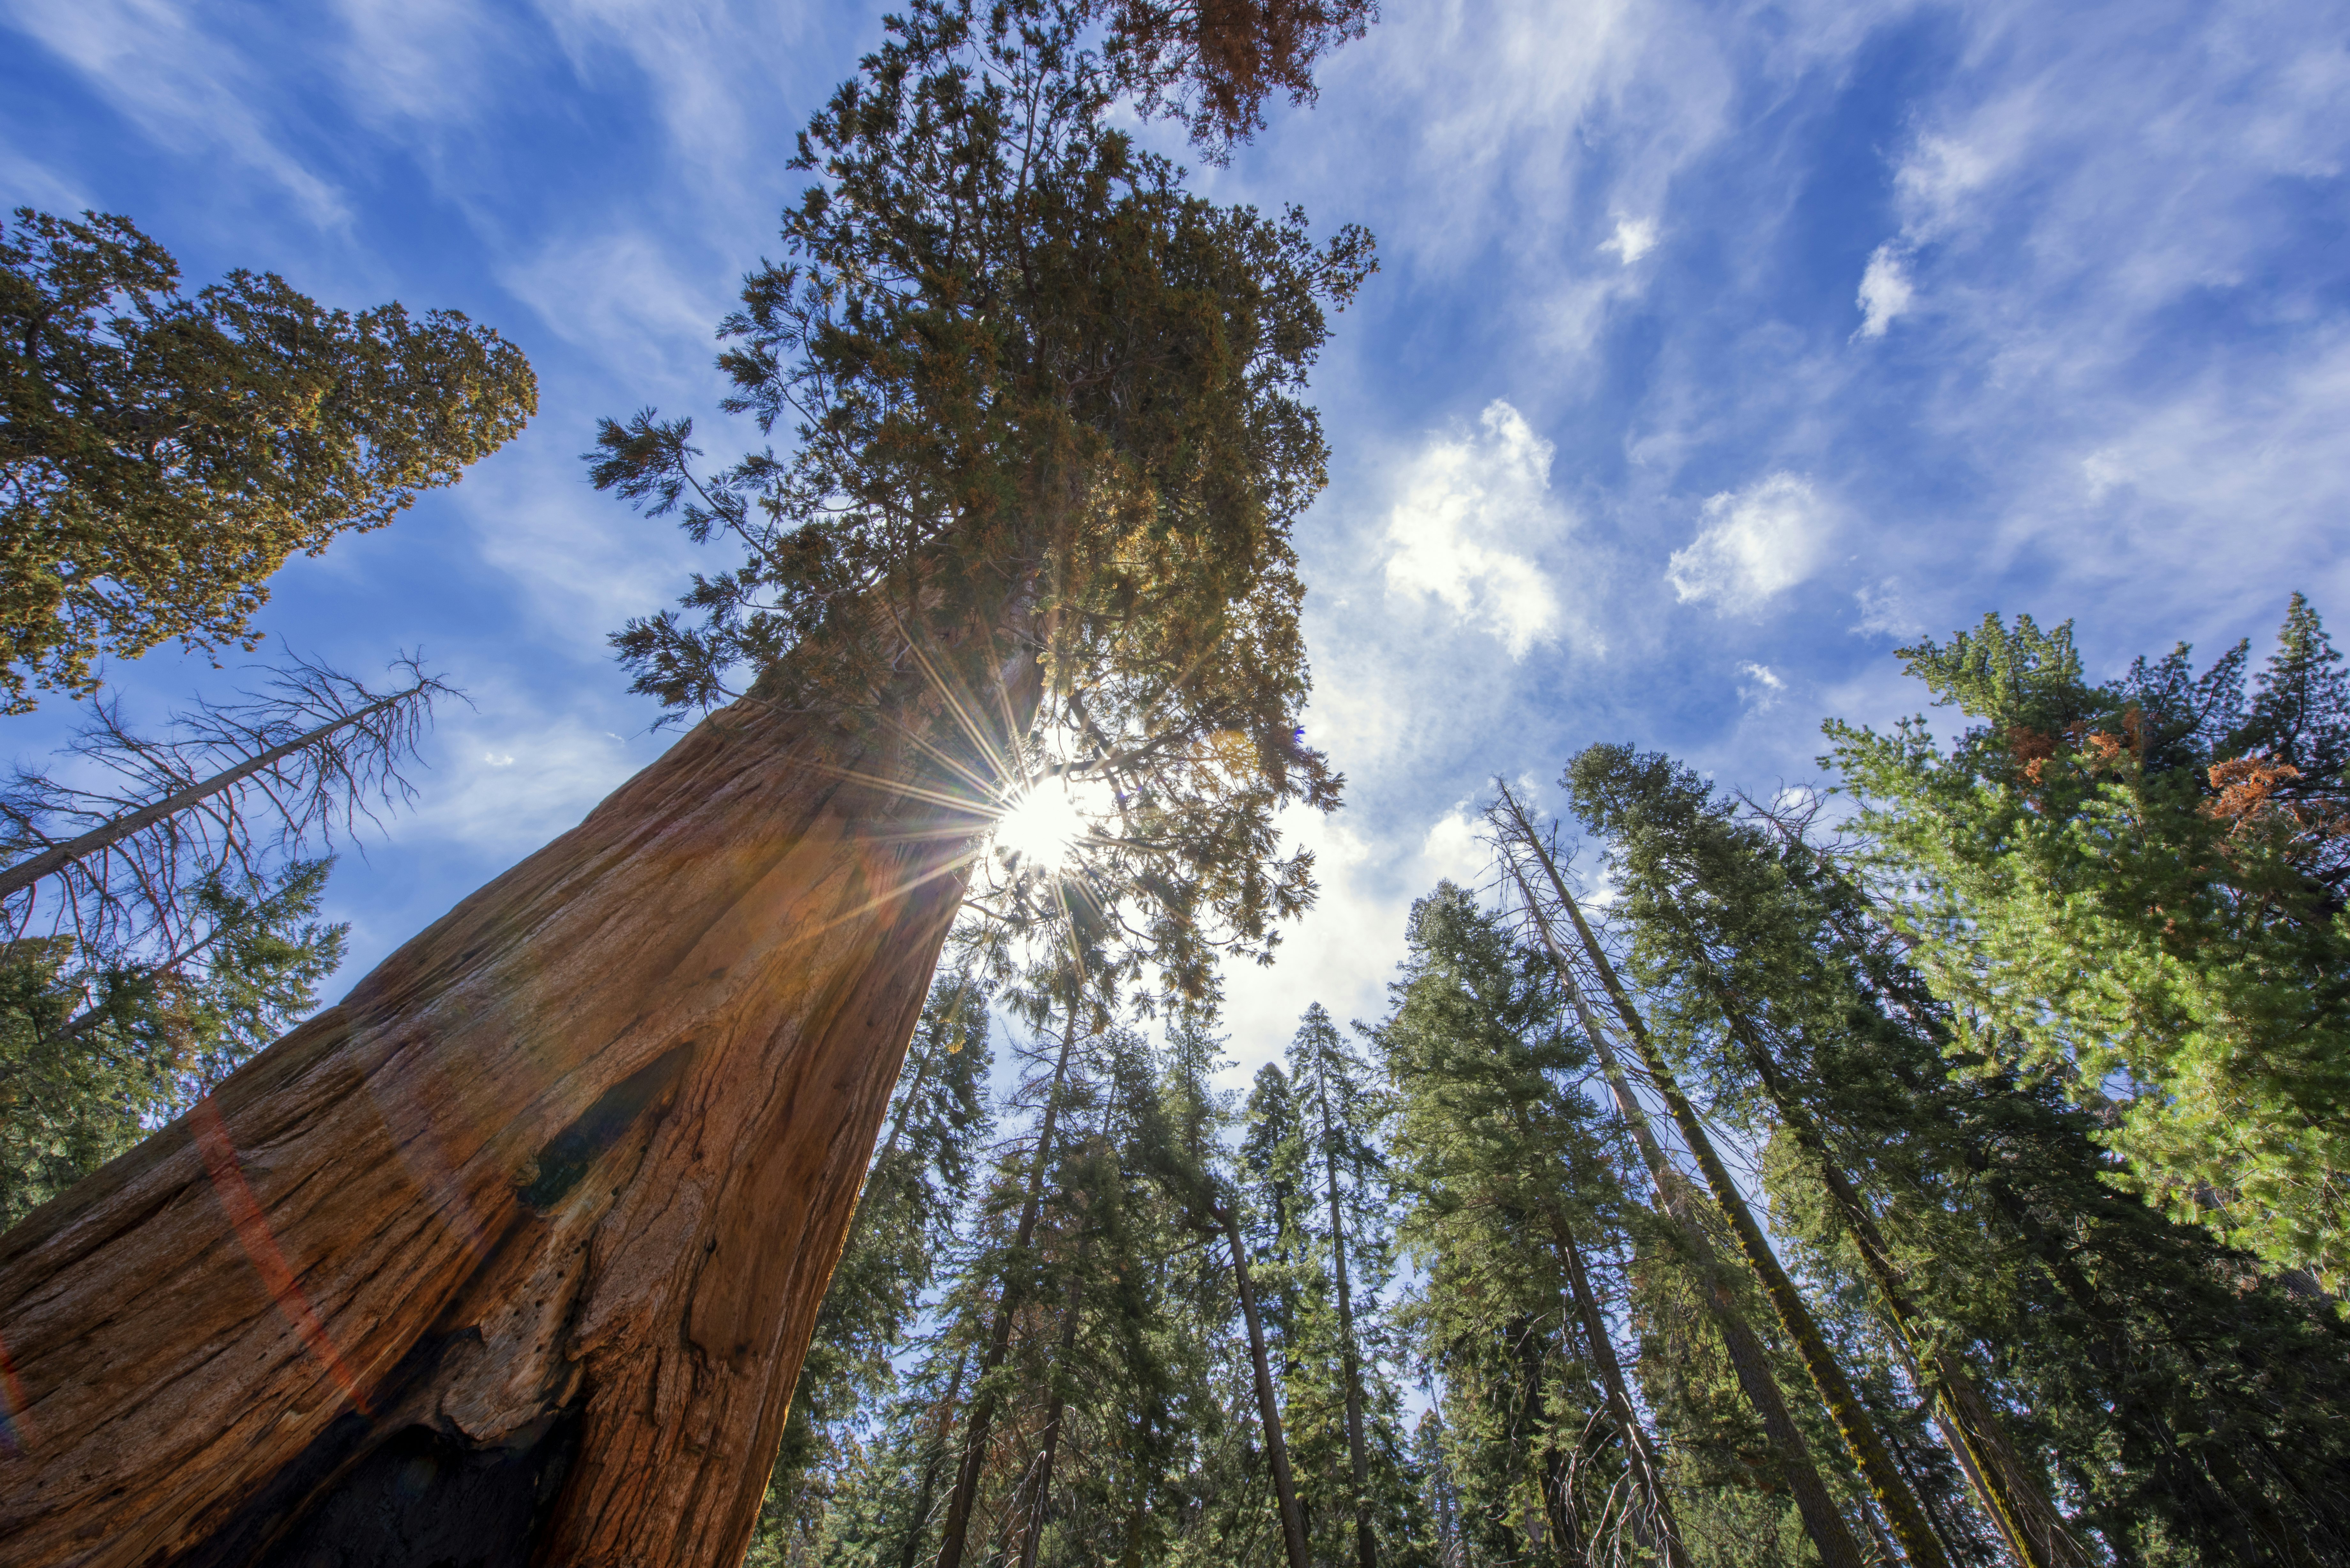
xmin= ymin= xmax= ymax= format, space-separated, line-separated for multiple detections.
xmin=0 ymin=5 xmax=1371 ymax=1561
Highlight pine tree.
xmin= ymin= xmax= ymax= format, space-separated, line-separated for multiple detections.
xmin=1379 ymin=884 xmax=1687 ymax=1568
xmin=1564 ymin=743 xmax=2350 ymax=1564
xmin=0 ymin=861 xmax=343 ymax=1226
xmin=0 ymin=207 xmax=534 ymax=712
xmin=1563 ymin=744 xmax=2074 ymax=1568
xmin=1280 ymin=1004 xmax=1419 ymax=1568
xmin=1489 ymin=786 xmax=1878 ymax=1568
xmin=1826 ymin=600 xmax=2350 ymax=1285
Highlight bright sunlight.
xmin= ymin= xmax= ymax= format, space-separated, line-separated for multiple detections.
xmin=990 ymin=774 xmax=1115 ymax=869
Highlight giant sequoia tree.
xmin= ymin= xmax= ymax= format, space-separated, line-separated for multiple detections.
xmin=0 ymin=207 xmax=535 ymax=712
xmin=0 ymin=4 xmax=1369 ymax=1563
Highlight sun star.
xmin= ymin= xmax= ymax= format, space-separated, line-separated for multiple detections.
xmin=991 ymin=775 xmax=1113 ymax=868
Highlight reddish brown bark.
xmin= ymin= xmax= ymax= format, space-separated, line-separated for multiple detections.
xmin=0 ymin=690 xmax=988 ymax=1567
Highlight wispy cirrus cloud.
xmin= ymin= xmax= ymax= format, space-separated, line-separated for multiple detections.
xmin=4 ymin=0 xmax=348 ymax=224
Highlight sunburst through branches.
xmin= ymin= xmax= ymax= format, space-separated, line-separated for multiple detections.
xmin=989 ymin=774 xmax=1118 ymax=870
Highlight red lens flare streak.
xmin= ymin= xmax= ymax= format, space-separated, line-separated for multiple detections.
xmin=187 ymin=1096 xmax=373 ymax=1416
xmin=0 ymin=1328 xmax=29 ymax=1454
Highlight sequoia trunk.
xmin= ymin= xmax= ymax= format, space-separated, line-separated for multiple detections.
xmin=0 ymin=681 xmax=1000 ymax=1568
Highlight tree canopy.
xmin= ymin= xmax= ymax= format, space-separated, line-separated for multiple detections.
xmin=592 ymin=0 xmax=1374 ymax=1001
xmin=1828 ymin=597 xmax=2350 ymax=1286
xmin=0 ymin=207 xmax=536 ymax=712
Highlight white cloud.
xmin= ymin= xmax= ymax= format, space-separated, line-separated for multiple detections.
xmin=496 ymin=227 xmax=725 ymax=367
xmin=6 ymin=0 xmax=348 ymax=224
xmin=1600 ymin=217 xmax=1660 ymax=264
xmin=1893 ymin=131 xmax=2012 ymax=239
xmin=1854 ymin=245 xmax=1915 ymax=339
xmin=1852 ymin=578 xmax=1925 ymax=640
xmin=402 ymin=712 xmax=655 ymax=854
xmin=1666 ymin=473 xmax=1833 ymax=615
xmin=1214 ymin=800 xmax=1494 ymax=1074
xmin=1735 ymin=660 xmax=1785 ymax=710
xmin=333 ymin=0 xmax=515 ymax=126
xmin=1383 ymin=401 xmax=1580 ymax=658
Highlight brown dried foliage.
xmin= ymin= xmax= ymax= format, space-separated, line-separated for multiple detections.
xmin=1107 ymin=0 xmax=1379 ymax=151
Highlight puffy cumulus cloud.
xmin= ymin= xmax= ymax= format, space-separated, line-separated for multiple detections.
xmin=1855 ymin=245 xmax=1915 ymax=338
xmin=1600 ymin=216 xmax=1660 ymax=264
xmin=1383 ymin=401 xmax=1580 ymax=658
xmin=1666 ymin=473 xmax=1834 ymax=615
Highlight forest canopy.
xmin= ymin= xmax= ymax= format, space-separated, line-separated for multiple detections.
xmin=747 ymin=594 xmax=2350 ymax=1568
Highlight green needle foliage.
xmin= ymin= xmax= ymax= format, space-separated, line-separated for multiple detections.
xmin=1568 ymin=740 xmax=2350 ymax=1566
xmin=0 ymin=859 xmax=344 ymax=1226
xmin=1826 ymin=598 xmax=2350 ymax=1286
xmin=1264 ymin=1006 xmax=1418 ymax=1568
xmin=589 ymin=0 xmax=1374 ymax=999
xmin=0 ymin=207 xmax=535 ymax=712
xmin=1381 ymin=885 xmax=1660 ymax=1566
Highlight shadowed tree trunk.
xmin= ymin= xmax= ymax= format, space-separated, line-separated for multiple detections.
xmin=1545 ymin=1216 xmax=1692 ymax=1568
xmin=0 ymin=669 xmax=1011 ymax=1568
xmin=1538 ymin=854 xmax=1952 ymax=1568
xmin=1687 ymin=957 xmax=2089 ymax=1568
xmin=1220 ymin=1199 xmax=1312 ymax=1568
xmin=936 ymin=999 xmax=1085 ymax=1568
xmin=900 ymin=1348 xmax=974 ymax=1568
xmin=1014 ymin=1245 xmax=1088 ymax=1568
xmin=1495 ymin=837 xmax=1870 ymax=1568
xmin=1511 ymin=1314 xmax=1585 ymax=1566
xmin=1321 ymin=1115 xmax=1377 ymax=1568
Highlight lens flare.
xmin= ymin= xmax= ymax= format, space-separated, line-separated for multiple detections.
xmin=992 ymin=775 xmax=1112 ymax=868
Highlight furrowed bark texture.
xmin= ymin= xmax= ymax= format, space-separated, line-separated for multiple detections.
xmin=0 ymin=691 xmax=986 ymax=1568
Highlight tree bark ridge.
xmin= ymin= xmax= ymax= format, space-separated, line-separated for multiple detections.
xmin=0 ymin=689 xmax=986 ymax=1568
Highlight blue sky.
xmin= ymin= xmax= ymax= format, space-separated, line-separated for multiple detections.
xmin=7 ymin=0 xmax=2348 ymax=1070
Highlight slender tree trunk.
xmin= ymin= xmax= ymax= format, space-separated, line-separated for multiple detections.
xmin=1497 ymin=842 xmax=1869 ymax=1568
xmin=901 ymin=1350 xmax=973 ymax=1568
xmin=0 ymin=654 xmax=1019 ymax=1567
xmin=1221 ymin=1202 xmax=1312 ymax=1568
xmin=1322 ymin=1121 xmax=1376 ymax=1568
xmin=1014 ymin=1255 xmax=1086 ymax=1568
xmin=1545 ymin=1216 xmax=1692 ymax=1568
xmin=1512 ymin=1315 xmax=1585 ymax=1566
xmin=937 ymin=1001 xmax=1085 ymax=1568
xmin=0 ymin=688 xmax=415 ymax=902
xmin=1429 ymin=1437 xmax=1463 ymax=1568
xmin=1495 ymin=797 xmax=1950 ymax=1568
xmin=1692 ymin=962 xmax=2087 ymax=1568
xmin=1118 ymin=1404 xmax=1156 ymax=1568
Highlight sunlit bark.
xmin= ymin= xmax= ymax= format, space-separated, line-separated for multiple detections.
xmin=0 ymin=677 xmax=1001 ymax=1567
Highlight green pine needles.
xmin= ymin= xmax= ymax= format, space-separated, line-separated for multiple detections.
xmin=1829 ymin=595 xmax=2350 ymax=1288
